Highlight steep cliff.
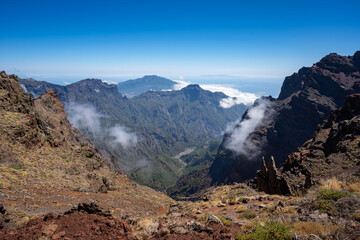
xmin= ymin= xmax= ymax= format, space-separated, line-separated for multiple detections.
xmin=210 ymin=51 xmax=360 ymax=184
xmin=257 ymin=93 xmax=360 ymax=195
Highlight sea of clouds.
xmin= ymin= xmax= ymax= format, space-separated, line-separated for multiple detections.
xmin=172 ymin=80 xmax=258 ymax=108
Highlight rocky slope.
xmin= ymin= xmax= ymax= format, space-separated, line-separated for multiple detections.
xmin=257 ymin=93 xmax=360 ymax=195
xmin=0 ymin=71 xmax=174 ymax=229
xmin=210 ymin=51 xmax=360 ymax=184
xmin=20 ymin=78 xmax=247 ymax=190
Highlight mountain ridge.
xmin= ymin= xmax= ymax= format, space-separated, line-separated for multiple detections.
xmin=19 ymin=76 xmax=247 ymax=190
xmin=209 ymin=51 xmax=360 ymax=185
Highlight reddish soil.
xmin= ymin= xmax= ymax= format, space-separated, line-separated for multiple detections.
xmin=0 ymin=212 xmax=132 ymax=240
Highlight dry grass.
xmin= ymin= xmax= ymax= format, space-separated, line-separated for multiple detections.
xmin=319 ymin=177 xmax=360 ymax=194
xmin=292 ymin=222 xmax=326 ymax=236
xmin=280 ymin=206 xmax=297 ymax=214
xmin=319 ymin=177 xmax=342 ymax=190
xmin=235 ymin=206 xmax=247 ymax=213
xmin=344 ymin=182 xmax=360 ymax=194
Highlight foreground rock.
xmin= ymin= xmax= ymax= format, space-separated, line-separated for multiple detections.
xmin=0 ymin=204 xmax=132 ymax=240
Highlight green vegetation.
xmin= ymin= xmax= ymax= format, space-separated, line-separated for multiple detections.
xmin=316 ymin=199 xmax=335 ymax=213
xmin=180 ymin=139 xmax=221 ymax=176
xmin=11 ymin=166 xmax=26 ymax=170
xmin=239 ymin=210 xmax=257 ymax=219
xmin=130 ymin=155 xmax=183 ymax=191
xmin=317 ymin=189 xmax=347 ymax=201
xmin=237 ymin=221 xmax=292 ymax=240
xmin=316 ymin=189 xmax=348 ymax=213
xmin=219 ymin=216 xmax=231 ymax=226
xmin=166 ymin=139 xmax=222 ymax=196
xmin=60 ymin=155 xmax=67 ymax=159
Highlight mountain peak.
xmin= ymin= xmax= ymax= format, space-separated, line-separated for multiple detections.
xmin=183 ymin=84 xmax=201 ymax=89
xmin=118 ymin=75 xmax=176 ymax=96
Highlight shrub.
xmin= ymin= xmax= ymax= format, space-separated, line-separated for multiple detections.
xmin=281 ymin=206 xmax=297 ymax=214
xmin=11 ymin=166 xmax=26 ymax=170
xmin=353 ymin=212 xmax=360 ymax=222
xmin=236 ymin=206 xmax=247 ymax=213
xmin=317 ymin=189 xmax=347 ymax=201
xmin=60 ymin=155 xmax=67 ymax=159
xmin=239 ymin=210 xmax=257 ymax=219
xmin=219 ymin=216 xmax=231 ymax=226
xmin=316 ymin=199 xmax=335 ymax=213
xmin=237 ymin=221 xmax=292 ymax=240
xmin=229 ymin=197 xmax=237 ymax=205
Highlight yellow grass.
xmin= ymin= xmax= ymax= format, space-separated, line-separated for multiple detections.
xmin=344 ymin=182 xmax=360 ymax=194
xmin=292 ymin=222 xmax=326 ymax=236
xmin=320 ymin=177 xmax=342 ymax=190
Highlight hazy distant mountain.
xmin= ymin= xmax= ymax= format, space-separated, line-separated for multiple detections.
xmin=117 ymin=75 xmax=177 ymax=96
xmin=19 ymin=78 xmax=247 ymax=191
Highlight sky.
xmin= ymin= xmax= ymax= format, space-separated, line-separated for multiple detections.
xmin=1 ymin=0 xmax=360 ymax=96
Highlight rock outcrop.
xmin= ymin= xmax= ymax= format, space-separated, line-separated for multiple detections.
xmin=257 ymin=157 xmax=292 ymax=195
xmin=257 ymin=94 xmax=360 ymax=195
xmin=210 ymin=51 xmax=360 ymax=185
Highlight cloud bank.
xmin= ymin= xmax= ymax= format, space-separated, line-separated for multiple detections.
xmin=173 ymin=80 xmax=257 ymax=107
xmin=224 ymin=98 xmax=270 ymax=156
xmin=66 ymin=102 xmax=137 ymax=148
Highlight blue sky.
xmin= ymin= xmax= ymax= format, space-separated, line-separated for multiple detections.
xmin=1 ymin=0 xmax=359 ymax=95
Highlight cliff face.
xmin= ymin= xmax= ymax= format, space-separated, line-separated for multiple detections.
xmin=210 ymin=51 xmax=360 ymax=184
xmin=257 ymin=94 xmax=360 ymax=195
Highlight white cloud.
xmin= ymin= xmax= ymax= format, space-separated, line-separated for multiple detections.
xmin=20 ymin=84 xmax=39 ymax=98
xmin=102 ymin=80 xmax=118 ymax=85
xmin=67 ymin=103 xmax=103 ymax=134
xmin=108 ymin=125 xmax=137 ymax=148
xmin=66 ymin=102 xmax=137 ymax=148
xmin=173 ymin=80 xmax=191 ymax=90
xmin=172 ymin=80 xmax=257 ymax=107
xmin=199 ymin=84 xmax=258 ymax=107
xmin=225 ymin=98 xmax=270 ymax=156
